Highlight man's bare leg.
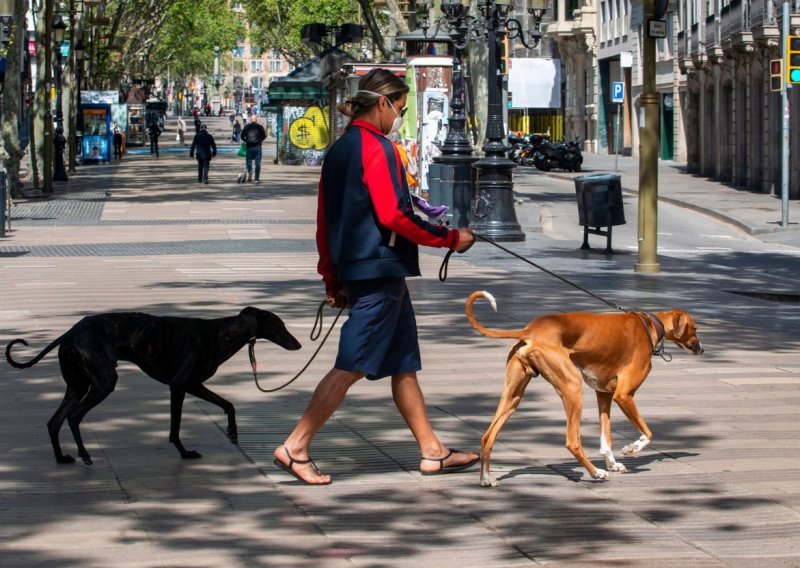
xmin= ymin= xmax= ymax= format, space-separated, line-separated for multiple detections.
xmin=391 ymin=372 xmax=479 ymax=473
xmin=273 ymin=368 xmax=364 ymax=484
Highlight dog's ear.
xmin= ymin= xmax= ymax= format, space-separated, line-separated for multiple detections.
xmin=672 ymin=311 xmax=689 ymax=340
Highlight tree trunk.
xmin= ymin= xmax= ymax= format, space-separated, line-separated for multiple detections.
xmin=31 ymin=2 xmax=50 ymax=190
xmin=356 ymin=0 xmax=393 ymax=61
xmin=0 ymin=0 xmax=29 ymax=197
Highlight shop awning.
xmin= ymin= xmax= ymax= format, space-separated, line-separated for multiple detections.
xmin=268 ymin=46 xmax=356 ymax=102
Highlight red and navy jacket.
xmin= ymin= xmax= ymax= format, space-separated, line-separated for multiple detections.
xmin=317 ymin=120 xmax=460 ymax=295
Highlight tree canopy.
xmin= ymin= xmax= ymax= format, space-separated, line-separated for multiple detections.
xmin=242 ymin=0 xmax=362 ymax=66
xmin=101 ymin=0 xmax=244 ymax=85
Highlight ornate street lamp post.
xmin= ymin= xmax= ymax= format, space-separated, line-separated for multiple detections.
xmin=420 ymin=0 xmax=546 ymax=241
xmin=52 ymin=16 xmax=69 ymax=182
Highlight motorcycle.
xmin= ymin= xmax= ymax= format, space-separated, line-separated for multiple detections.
xmin=533 ymin=138 xmax=583 ymax=172
xmin=508 ymin=133 xmax=550 ymax=167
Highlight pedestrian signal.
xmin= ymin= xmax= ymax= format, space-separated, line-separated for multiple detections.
xmin=771 ymin=59 xmax=784 ymax=92
xmin=787 ymin=36 xmax=800 ymax=83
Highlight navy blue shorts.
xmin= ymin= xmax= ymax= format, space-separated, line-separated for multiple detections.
xmin=335 ymin=277 xmax=421 ymax=380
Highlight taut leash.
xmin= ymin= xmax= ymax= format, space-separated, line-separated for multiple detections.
xmin=440 ymin=232 xmax=672 ymax=361
xmin=439 ymin=233 xmax=626 ymax=311
xmin=250 ymin=300 xmax=344 ymax=393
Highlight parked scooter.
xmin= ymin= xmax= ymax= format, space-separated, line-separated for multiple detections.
xmin=533 ymin=138 xmax=583 ymax=172
xmin=508 ymin=133 xmax=550 ymax=167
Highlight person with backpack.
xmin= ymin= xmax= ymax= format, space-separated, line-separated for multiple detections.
xmin=240 ymin=115 xmax=267 ymax=183
xmin=189 ymin=124 xmax=217 ymax=184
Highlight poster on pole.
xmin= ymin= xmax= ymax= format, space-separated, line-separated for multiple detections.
xmin=507 ymin=58 xmax=561 ymax=109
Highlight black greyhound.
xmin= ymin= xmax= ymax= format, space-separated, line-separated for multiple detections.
xmin=6 ymin=307 xmax=301 ymax=465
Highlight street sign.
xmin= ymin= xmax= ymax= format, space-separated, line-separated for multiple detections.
xmin=611 ymin=81 xmax=624 ymax=104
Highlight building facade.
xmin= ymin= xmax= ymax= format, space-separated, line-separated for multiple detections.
xmin=678 ymin=0 xmax=799 ymax=196
xmin=542 ymin=0 xmax=799 ymax=197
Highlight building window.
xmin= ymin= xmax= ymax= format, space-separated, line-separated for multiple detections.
xmin=250 ymin=60 xmax=263 ymax=73
xmin=269 ymin=60 xmax=282 ymax=73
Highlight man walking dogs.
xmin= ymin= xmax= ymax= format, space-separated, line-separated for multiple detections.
xmin=272 ymin=68 xmax=478 ymax=485
xmin=189 ymin=124 xmax=217 ymax=184
xmin=240 ymin=115 xmax=267 ymax=183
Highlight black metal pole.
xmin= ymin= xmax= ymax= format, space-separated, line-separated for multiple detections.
xmin=53 ymin=46 xmax=69 ymax=182
xmin=431 ymin=6 xmax=478 ymax=228
xmin=470 ymin=1 xmax=524 ymax=241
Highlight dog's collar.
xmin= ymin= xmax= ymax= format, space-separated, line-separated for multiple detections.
xmin=242 ymin=312 xmax=259 ymax=382
xmin=635 ymin=312 xmax=671 ymax=361
xmin=242 ymin=312 xmax=258 ymax=341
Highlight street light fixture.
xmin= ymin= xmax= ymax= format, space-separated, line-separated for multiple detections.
xmin=52 ymin=15 xmax=69 ymax=182
xmin=420 ymin=0 xmax=547 ymax=241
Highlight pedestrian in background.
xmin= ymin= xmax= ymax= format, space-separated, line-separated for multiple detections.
xmin=232 ymin=120 xmax=242 ymax=143
xmin=176 ymin=116 xmax=186 ymax=145
xmin=240 ymin=115 xmax=267 ymax=183
xmin=194 ymin=115 xmax=202 ymax=133
xmin=112 ymin=122 xmax=124 ymax=160
xmin=147 ymin=119 xmax=161 ymax=157
xmin=271 ymin=68 xmax=477 ymax=485
xmin=190 ymin=124 xmax=217 ymax=185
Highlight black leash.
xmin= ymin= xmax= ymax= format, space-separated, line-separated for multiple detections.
xmin=440 ymin=233 xmax=626 ymax=312
xmin=250 ymin=300 xmax=343 ymax=393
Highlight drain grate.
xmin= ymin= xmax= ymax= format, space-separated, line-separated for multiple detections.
xmin=727 ymin=291 xmax=800 ymax=303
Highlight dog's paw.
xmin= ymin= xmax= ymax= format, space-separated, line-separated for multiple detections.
xmin=56 ymin=455 xmax=76 ymax=464
xmin=480 ymin=476 xmax=500 ymax=488
xmin=621 ymin=435 xmax=650 ymax=456
xmin=227 ymin=427 xmax=239 ymax=444
xmin=609 ymin=462 xmax=627 ymax=473
xmin=590 ymin=468 xmax=610 ymax=480
xmin=181 ymin=450 xmax=203 ymax=460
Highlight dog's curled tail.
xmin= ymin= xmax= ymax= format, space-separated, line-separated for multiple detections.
xmin=465 ymin=291 xmax=527 ymax=340
xmin=5 ymin=336 xmax=63 ymax=369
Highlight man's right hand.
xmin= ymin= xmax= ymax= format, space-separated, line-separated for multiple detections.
xmin=326 ymin=290 xmax=348 ymax=309
xmin=454 ymin=228 xmax=476 ymax=253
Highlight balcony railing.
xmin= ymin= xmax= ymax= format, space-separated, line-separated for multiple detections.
xmin=749 ymin=0 xmax=777 ymax=29
xmin=720 ymin=0 xmax=751 ymax=43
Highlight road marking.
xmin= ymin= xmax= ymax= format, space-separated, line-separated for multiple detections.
xmin=696 ymin=247 xmax=733 ymax=251
xmin=720 ymin=377 xmax=800 ymax=385
xmin=700 ymin=234 xmax=734 ymax=239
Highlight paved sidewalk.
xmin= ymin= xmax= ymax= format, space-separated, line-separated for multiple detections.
xmin=524 ymin=153 xmax=800 ymax=243
xmin=1 ymin=127 xmax=799 ymax=567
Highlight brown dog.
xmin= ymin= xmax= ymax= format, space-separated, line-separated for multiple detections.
xmin=466 ymin=290 xmax=704 ymax=487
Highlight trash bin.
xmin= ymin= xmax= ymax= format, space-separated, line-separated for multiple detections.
xmin=573 ymin=173 xmax=625 ymax=253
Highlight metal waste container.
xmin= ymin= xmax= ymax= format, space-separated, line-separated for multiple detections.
xmin=573 ymin=173 xmax=625 ymax=253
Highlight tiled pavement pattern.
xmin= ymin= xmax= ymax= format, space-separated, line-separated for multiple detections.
xmin=1 ymin=118 xmax=799 ymax=566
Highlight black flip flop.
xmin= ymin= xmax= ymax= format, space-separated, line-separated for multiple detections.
xmin=272 ymin=445 xmax=331 ymax=485
xmin=420 ymin=448 xmax=480 ymax=475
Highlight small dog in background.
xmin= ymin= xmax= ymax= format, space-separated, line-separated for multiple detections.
xmin=465 ymin=291 xmax=704 ymax=487
xmin=6 ymin=307 xmax=301 ymax=465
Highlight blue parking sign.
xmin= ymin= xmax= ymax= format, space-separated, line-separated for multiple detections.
xmin=612 ymin=81 xmax=625 ymax=104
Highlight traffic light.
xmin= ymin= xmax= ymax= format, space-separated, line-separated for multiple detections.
xmin=771 ymin=59 xmax=783 ymax=92
xmin=786 ymin=36 xmax=800 ymax=83
xmin=500 ymin=36 xmax=509 ymax=76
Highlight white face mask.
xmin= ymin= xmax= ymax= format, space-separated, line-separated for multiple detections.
xmin=356 ymin=89 xmax=405 ymax=135
xmin=388 ymin=103 xmax=404 ymax=136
